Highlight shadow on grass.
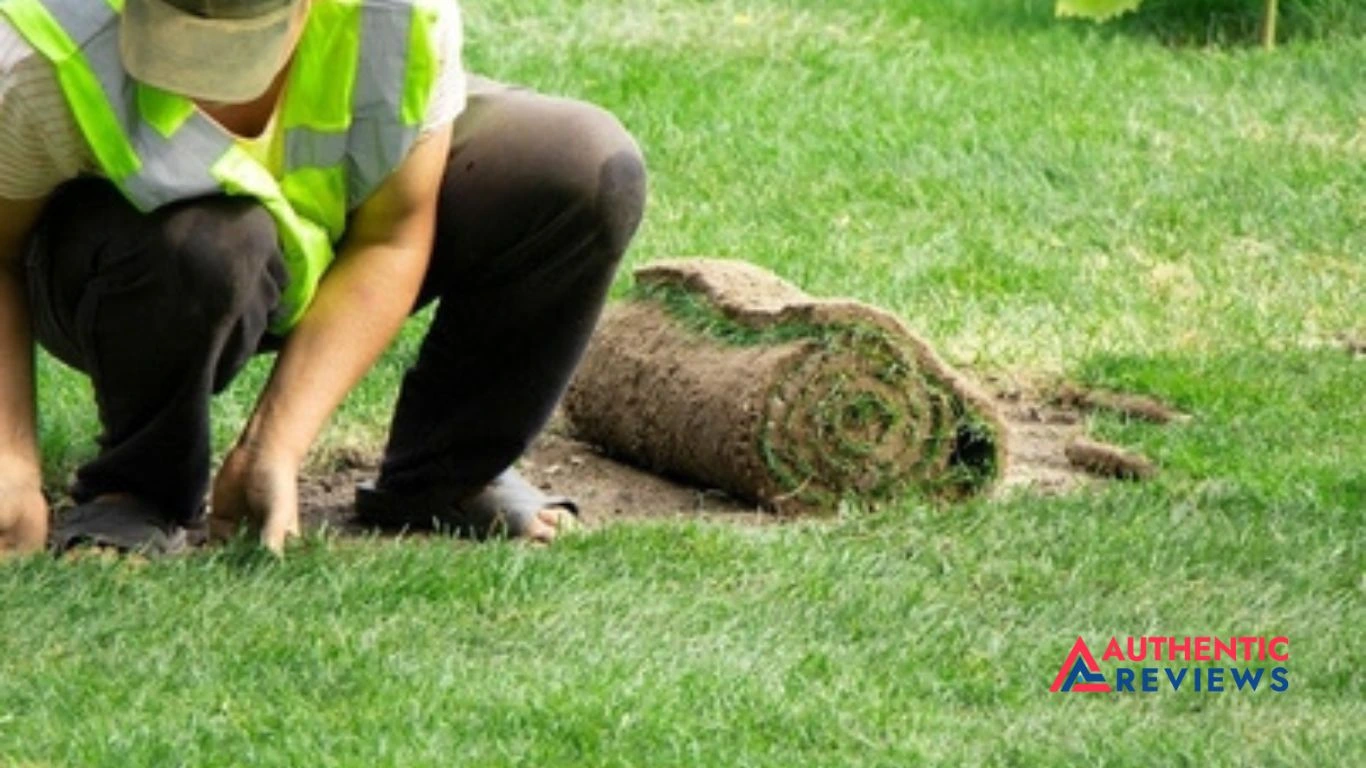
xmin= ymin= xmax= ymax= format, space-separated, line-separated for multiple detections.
xmin=1102 ymin=0 xmax=1366 ymax=46
xmin=972 ymin=0 xmax=1366 ymax=46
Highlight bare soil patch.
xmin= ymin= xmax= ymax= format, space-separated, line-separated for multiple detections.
xmin=298 ymin=380 xmax=1154 ymax=534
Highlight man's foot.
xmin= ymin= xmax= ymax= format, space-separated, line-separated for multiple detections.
xmin=52 ymin=494 xmax=188 ymax=558
xmin=508 ymin=505 xmax=579 ymax=544
xmin=355 ymin=468 xmax=580 ymax=543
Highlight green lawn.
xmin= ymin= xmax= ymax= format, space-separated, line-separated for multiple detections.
xmin=4 ymin=1 xmax=1364 ymax=765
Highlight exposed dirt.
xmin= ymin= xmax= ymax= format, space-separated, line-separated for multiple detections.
xmin=298 ymin=382 xmax=1145 ymax=534
xmin=298 ymin=415 xmax=770 ymax=534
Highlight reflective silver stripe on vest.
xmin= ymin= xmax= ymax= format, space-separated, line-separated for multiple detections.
xmin=283 ymin=128 xmax=349 ymax=171
xmin=344 ymin=0 xmax=419 ymax=206
xmin=38 ymin=0 xmax=105 ymax=45
xmin=123 ymin=112 xmax=234 ymax=209
xmin=36 ymin=0 xmax=230 ymax=210
xmin=82 ymin=24 xmax=229 ymax=209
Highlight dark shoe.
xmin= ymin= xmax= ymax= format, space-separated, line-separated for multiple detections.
xmin=52 ymin=497 xmax=188 ymax=558
xmin=355 ymin=468 xmax=578 ymax=539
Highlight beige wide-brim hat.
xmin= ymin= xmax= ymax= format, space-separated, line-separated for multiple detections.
xmin=120 ymin=0 xmax=307 ymax=104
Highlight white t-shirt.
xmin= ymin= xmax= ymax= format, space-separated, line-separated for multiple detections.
xmin=0 ymin=4 xmax=466 ymax=201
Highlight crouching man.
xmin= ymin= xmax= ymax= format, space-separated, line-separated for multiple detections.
xmin=0 ymin=0 xmax=645 ymax=555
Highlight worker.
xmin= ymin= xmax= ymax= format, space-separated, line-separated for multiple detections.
xmin=0 ymin=0 xmax=646 ymax=555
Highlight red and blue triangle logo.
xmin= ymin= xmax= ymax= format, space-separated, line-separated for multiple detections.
xmin=1050 ymin=637 xmax=1112 ymax=692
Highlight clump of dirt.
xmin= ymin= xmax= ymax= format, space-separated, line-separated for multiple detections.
xmin=1054 ymin=384 xmax=1191 ymax=424
xmin=1064 ymin=437 xmax=1158 ymax=481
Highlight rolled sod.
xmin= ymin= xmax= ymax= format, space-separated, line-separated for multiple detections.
xmin=563 ymin=259 xmax=1009 ymax=515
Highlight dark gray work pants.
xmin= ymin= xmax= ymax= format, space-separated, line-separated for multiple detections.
xmin=24 ymin=81 xmax=647 ymax=526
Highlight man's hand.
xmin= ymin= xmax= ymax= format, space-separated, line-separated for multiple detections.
xmin=208 ymin=128 xmax=453 ymax=551
xmin=209 ymin=444 xmax=299 ymax=554
xmin=0 ymin=195 xmax=50 ymax=555
xmin=0 ymin=477 xmax=47 ymax=554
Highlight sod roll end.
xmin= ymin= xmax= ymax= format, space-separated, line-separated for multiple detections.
xmin=564 ymin=259 xmax=1009 ymax=515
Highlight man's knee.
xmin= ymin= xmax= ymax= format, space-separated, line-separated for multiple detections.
xmin=151 ymin=200 xmax=284 ymax=323
xmin=553 ymin=102 xmax=647 ymax=250
xmin=506 ymin=99 xmax=646 ymax=255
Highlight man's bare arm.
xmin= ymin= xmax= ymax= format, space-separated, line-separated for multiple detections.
xmin=0 ymin=195 xmax=50 ymax=552
xmin=210 ymin=128 xmax=453 ymax=551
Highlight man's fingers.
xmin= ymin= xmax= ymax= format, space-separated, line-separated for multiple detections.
xmin=261 ymin=529 xmax=286 ymax=556
xmin=259 ymin=509 xmax=300 ymax=555
xmin=208 ymin=510 xmax=295 ymax=553
xmin=209 ymin=448 xmax=300 ymax=554
xmin=0 ymin=505 xmax=49 ymax=555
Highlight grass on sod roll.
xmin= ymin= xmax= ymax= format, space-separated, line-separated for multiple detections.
xmin=5 ymin=0 xmax=1363 ymax=765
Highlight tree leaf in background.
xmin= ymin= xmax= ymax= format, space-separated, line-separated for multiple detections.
xmin=1056 ymin=0 xmax=1144 ymax=21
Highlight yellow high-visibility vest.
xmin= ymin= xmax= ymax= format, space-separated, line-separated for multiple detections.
xmin=1 ymin=0 xmax=445 ymax=332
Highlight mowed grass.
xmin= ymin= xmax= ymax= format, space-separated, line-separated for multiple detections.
xmin=5 ymin=1 xmax=1364 ymax=765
